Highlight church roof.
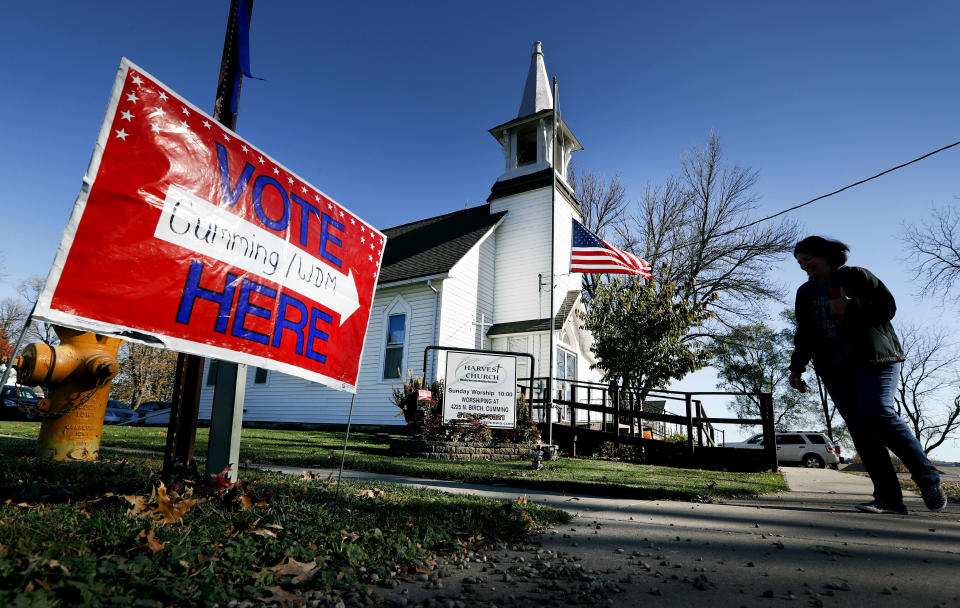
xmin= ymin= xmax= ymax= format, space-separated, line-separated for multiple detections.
xmin=486 ymin=290 xmax=581 ymax=336
xmin=377 ymin=205 xmax=506 ymax=285
xmin=518 ymin=41 xmax=553 ymax=118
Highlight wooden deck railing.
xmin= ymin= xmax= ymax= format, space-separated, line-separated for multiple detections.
xmin=517 ymin=377 xmax=777 ymax=471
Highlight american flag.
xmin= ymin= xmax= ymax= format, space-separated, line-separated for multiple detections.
xmin=570 ymin=219 xmax=652 ymax=279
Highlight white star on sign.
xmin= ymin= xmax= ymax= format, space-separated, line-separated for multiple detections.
xmin=373 ymin=271 xmax=378 ymax=279
xmin=126 ymin=91 xmax=139 ymax=103
xmin=151 ymin=123 xmax=161 ymax=133
xmin=241 ymin=145 xmax=249 ymax=153
xmin=368 ymin=255 xmax=373 ymax=262
xmin=338 ymin=210 xmax=343 ymax=217
xmin=115 ymin=129 xmax=129 ymax=140
xmin=273 ymin=167 xmax=279 ymax=174
xmin=120 ymin=110 xmax=134 ymax=121
xmin=314 ymin=194 xmax=320 ymax=202
xmin=181 ymin=107 xmax=190 ymax=116
xmin=223 ymin=134 xmax=231 ymax=142
xmin=360 ymin=236 xmax=365 ymax=244
xmin=259 ymin=156 xmax=265 ymax=163
xmin=287 ymin=177 xmax=294 ymax=185
xmin=350 ymin=218 xmax=355 ymax=225
xmin=328 ymin=203 xmax=333 ymax=209
xmin=360 ymin=225 xmax=366 ymax=232
xmin=159 ymin=91 xmax=168 ymax=101
xmin=370 ymin=243 xmax=374 ymax=250
xmin=131 ymin=75 xmax=143 ymax=85
xmin=179 ymin=120 xmax=188 ymax=129
xmin=301 ymin=186 xmax=307 ymax=193
xmin=203 ymin=120 xmax=211 ymax=129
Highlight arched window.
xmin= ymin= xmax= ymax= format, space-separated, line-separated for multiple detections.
xmin=381 ymin=296 xmax=411 ymax=380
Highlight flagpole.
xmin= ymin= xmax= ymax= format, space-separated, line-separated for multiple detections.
xmin=547 ymin=76 xmax=558 ymax=448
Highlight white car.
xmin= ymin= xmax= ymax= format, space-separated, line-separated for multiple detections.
xmin=725 ymin=432 xmax=841 ymax=469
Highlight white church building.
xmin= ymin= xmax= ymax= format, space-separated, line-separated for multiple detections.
xmin=198 ymin=42 xmax=604 ymax=425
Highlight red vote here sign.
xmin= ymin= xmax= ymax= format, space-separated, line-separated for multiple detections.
xmin=34 ymin=58 xmax=384 ymax=393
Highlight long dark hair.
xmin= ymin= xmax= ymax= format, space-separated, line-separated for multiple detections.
xmin=793 ymin=236 xmax=849 ymax=268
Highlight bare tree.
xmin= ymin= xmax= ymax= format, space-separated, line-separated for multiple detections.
xmin=617 ymin=133 xmax=799 ymax=334
xmin=0 ymin=297 xmax=30 ymax=361
xmin=569 ymin=165 xmax=628 ymax=299
xmin=110 ymin=342 xmax=178 ymax=409
xmin=902 ymin=202 xmax=960 ymax=305
xmin=17 ymin=276 xmax=57 ymax=346
xmin=894 ymin=323 xmax=960 ymax=454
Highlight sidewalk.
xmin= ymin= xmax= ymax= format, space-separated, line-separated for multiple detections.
xmin=256 ymin=463 xmax=960 ymax=607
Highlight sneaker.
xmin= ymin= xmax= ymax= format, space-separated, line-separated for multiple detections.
xmin=920 ymin=482 xmax=947 ymax=511
xmin=856 ymin=500 xmax=908 ymax=515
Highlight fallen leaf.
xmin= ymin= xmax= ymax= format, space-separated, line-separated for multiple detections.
xmin=124 ymin=494 xmax=149 ymax=517
xmin=252 ymin=528 xmax=277 ymax=538
xmin=208 ymin=466 xmax=235 ymax=494
xmin=301 ymin=470 xmax=315 ymax=481
xmin=138 ymin=528 xmax=166 ymax=554
xmin=238 ymin=495 xmax=253 ymax=510
xmin=517 ymin=496 xmax=528 ymax=504
xmin=151 ymin=482 xmax=198 ymax=524
xmin=266 ymin=558 xmax=319 ymax=585
xmin=340 ymin=529 xmax=360 ymax=543
xmin=355 ymin=488 xmax=387 ymax=499
xmin=42 ymin=559 xmax=70 ymax=575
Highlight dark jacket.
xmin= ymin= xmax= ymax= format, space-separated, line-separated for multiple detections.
xmin=790 ymin=265 xmax=904 ymax=375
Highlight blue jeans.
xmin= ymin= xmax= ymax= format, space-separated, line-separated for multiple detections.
xmin=824 ymin=363 xmax=939 ymax=506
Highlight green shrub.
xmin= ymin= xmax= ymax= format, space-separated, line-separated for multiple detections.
xmin=392 ymin=373 xmax=539 ymax=444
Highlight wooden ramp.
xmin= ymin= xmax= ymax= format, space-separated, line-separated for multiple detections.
xmin=522 ymin=379 xmax=778 ymax=472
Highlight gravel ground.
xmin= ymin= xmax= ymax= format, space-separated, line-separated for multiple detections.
xmin=223 ymin=466 xmax=960 ymax=607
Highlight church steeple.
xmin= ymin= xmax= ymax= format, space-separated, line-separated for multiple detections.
xmin=487 ymin=42 xmax=582 ymax=195
xmin=518 ymin=41 xmax=553 ymax=118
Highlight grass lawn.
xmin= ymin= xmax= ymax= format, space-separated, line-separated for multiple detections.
xmin=0 ymin=421 xmax=786 ymax=501
xmin=0 ymin=435 xmax=567 ymax=607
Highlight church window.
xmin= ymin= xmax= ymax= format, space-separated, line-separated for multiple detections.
xmin=516 ymin=125 xmax=537 ymax=167
xmin=556 ymin=347 xmax=577 ymax=405
xmin=556 ymin=348 xmax=576 ymax=382
xmin=507 ymin=336 xmax=530 ymax=383
xmin=383 ymin=314 xmax=406 ymax=379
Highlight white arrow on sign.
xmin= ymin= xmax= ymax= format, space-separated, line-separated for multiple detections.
xmin=282 ymin=250 xmax=360 ymax=325
xmin=154 ymin=185 xmax=362 ymax=325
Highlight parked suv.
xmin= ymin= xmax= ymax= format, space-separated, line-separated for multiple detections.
xmin=1 ymin=385 xmax=39 ymax=420
xmin=725 ymin=432 xmax=841 ymax=469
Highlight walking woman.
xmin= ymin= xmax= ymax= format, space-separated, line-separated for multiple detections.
xmin=788 ymin=236 xmax=945 ymax=514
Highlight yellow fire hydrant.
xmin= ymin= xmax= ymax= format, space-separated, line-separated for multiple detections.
xmin=13 ymin=326 xmax=123 ymax=461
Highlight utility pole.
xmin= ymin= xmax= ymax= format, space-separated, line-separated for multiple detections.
xmin=163 ymin=0 xmax=254 ymax=480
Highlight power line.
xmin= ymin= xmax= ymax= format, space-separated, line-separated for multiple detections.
xmin=656 ymin=138 xmax=960 ymax=256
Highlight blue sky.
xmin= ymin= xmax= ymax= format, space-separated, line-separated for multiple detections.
xmin=2 ymin=2 xmax=959 ymax=454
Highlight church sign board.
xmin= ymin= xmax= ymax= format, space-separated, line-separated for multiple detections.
xmin=33 ymin=59 xmax=384 ymax=393
xmin=443 ymin=351 xmax=517 ymax=429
